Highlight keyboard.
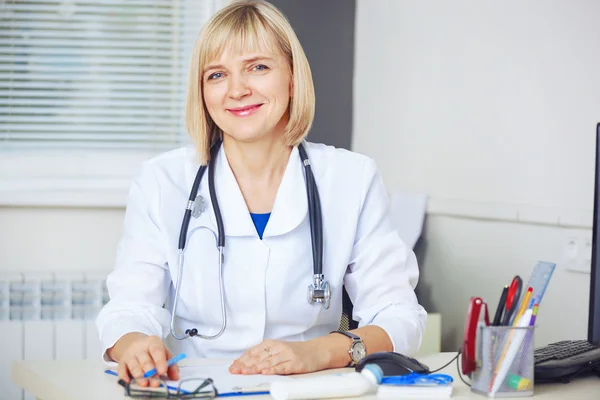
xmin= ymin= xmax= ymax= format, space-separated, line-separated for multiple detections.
xmin=534 ymin=340 xmax=600 ymax=382
xmin=535 ymin=340 xmax=599 ymax=363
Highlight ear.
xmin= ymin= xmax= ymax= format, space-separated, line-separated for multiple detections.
xmin=289 ymin=75 xmax=294 ymax=97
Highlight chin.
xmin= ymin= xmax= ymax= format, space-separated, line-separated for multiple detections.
xmin=224 ymin=126 xmax=273 ymax=143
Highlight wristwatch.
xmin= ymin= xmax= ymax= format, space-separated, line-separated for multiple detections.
xmin=331 ymin=331 xmax=367 ymax=366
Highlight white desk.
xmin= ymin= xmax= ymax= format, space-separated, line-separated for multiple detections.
xmin=12 ymin=352 xmax=599 ymax=399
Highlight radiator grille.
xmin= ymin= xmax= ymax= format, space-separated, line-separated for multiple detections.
xmin=0 ymin=271 xmax=109 ymax=400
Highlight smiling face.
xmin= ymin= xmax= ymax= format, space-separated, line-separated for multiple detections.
xmin=202 ymin=50 xmax=292 ymax=144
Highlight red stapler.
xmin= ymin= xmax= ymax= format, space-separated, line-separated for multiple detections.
xmin=461 ymin=296 xmax=490 ymax=376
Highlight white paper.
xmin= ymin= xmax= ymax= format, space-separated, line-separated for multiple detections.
xmin=170 ymin=365 xmax=292 ymax=394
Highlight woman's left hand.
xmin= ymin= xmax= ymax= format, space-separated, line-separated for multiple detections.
xmin=229 ymin=339 xmax=329 ymax=375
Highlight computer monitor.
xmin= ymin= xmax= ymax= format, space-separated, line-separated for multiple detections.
xmin=533 ymin=123 xmax=600 ymax=382
xmin=589 ymin=122 xmax=600 ymax=345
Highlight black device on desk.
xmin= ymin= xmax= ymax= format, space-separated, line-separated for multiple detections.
xmin=534 ymin=123 xmax=600 ymax=383
xmin=355 ymin=351 xmax=430 ymax=376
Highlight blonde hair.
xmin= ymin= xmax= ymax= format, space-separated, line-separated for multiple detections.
xmin=185 ymin=0 xmax=315 ymax=164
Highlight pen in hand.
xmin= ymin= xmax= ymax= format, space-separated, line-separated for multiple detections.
xmin=144 ymin=353 xmax=186 ymax=378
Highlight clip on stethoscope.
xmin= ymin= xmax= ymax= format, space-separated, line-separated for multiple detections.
xmin=170 ymin=140 xmax=331 ymax=341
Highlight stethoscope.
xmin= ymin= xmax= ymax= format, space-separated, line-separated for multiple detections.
xmin=170 ymin=140 xmax=331 ymax=340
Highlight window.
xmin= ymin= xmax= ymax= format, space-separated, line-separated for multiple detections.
xmin=0 ymin=0 xmax=221 ymax=206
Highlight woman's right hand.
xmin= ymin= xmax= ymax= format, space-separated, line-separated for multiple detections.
xmin=107 ymin=333 xmax=180 ymax=387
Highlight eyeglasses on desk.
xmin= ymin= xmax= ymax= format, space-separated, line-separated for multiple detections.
xmin=118 ymin=376 xmax=218 ymax=399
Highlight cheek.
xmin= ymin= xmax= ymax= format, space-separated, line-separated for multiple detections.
xmin=202 ymin=86 xmax=224 ymax=112
xmin=267 ymin=82 xmax=291 ymax=110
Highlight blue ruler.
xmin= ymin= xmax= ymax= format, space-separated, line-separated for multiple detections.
xmin=522 ymin=261 xmax=556 ymax=307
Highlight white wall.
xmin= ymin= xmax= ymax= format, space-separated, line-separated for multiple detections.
xmin=353 ymin=0 xmax=600 ymax=350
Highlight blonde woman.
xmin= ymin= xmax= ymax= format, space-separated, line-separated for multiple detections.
xmin=97 ymin=0 xmax=427 ymax=387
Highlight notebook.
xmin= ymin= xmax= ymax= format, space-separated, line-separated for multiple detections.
xmin=168 ymin=365 xmax=291 ymax=395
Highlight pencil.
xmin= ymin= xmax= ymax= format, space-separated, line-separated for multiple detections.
xmin=512 ymin=287 xmax=533 ymax=327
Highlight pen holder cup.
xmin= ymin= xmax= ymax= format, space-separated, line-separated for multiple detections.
xmin=471 ymin=325 xmax=535 ymax=398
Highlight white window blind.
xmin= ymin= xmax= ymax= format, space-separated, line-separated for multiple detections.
xmin=0 ymin=0 xmax=215 ymax=150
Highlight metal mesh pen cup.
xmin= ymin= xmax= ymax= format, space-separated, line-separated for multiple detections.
xmin=471 ymin=325 xmax=535 ymax=397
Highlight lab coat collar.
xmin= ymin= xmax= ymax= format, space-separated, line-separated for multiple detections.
xmin=208 ymin=144 xmax=308 ymax=238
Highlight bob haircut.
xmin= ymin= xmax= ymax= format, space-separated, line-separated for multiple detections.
xmin=185 ymin=0 xmax=316 ymax=164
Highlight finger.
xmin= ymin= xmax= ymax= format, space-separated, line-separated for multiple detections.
xmin=235 ymin=351 xmax=261 ymax=371
xmin=127 ymin=356 xmax=144 ymax=380
xmin=252 ymin=351 xmax=285 ymax=374
xmin=160 ymin=347 xmax=180 ymax=380
xmin=135 ymin=355 xmax=154 ymax=387
xmin=236 ymin=345 xmax=263 ymax=367
xmin=245 ymin=349 xmax=279 ymax=373
xmin=149 ymin=377 xmax=162 ymax=388
xmin=229 ymin=360 xmax=242 ymax=374
xmin=262 ymin=361 xmax=293 ymax=375
xmin=126 ymin=357 xmax=148 ymax=387
xmin=167 ymin=364 xmax=180 ymax=381
xmin=137 ymin=352 xmax=157 ymax=377
xmin=148 ymin=343 xmax=168 ymax=376
xmin=118 ymin=361 xmax=131 ymax=383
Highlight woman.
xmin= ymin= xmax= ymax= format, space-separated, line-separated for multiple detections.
xmin=96 ymin=0 xmax=427 ymax=387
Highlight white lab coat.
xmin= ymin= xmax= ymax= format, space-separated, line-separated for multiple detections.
xmin=96 ymin=141 xmax=427 ymax=361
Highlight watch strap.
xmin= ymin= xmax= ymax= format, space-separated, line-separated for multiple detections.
xmin=330 ymin=330 xmax=361 ymax=341
xmin=331 ymin=331 xmax=365 ymax=367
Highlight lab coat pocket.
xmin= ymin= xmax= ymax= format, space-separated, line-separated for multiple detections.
xmin=175 ymin=225 xmax=223 ymax=332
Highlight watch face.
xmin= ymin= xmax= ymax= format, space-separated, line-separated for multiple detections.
xmin=351 ymin=341 xmax=367 ymax=362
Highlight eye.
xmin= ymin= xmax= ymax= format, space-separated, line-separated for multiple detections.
xmin=252 ymin=64 xmax=270 ymax=72
xmin=207 ymin=72 xmax=223 ymax=81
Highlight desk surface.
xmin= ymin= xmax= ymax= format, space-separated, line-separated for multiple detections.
xmin=12 ymin=352 xmax=599 ymax=399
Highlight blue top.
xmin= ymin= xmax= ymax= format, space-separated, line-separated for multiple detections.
xmin=250 ymin=212 xmax=271 ymax=239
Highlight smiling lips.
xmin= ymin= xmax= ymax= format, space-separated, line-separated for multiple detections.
xmin=227 ymin=103 xmax=263 ymax=117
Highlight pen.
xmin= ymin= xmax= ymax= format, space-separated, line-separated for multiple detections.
xmin=529 ymin=304 xmax=539 ymax=326
xmin=503 ymin=275 xmax=523 ymax=326
xmin=492 ymin=286 xmax=508 ymax=326
xmin=512 ymin=287 xmax=533 ymax=327
xmin=143 ymin=353 xmax=186 ymax=378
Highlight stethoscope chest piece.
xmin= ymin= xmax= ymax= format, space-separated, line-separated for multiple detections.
xmin=308 ymin=274 xmax=331 ymax=309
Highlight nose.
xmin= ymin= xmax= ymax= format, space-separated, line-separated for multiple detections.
xmin=227 ymin=73 xmax=251 ymax=100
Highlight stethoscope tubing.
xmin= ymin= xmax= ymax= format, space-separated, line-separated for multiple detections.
xmin=298 ymin=144 xmax=323 ymax=277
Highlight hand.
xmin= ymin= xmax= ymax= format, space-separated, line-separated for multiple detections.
xmin=229 ymin=339 xmax=329 ymax=375
xmin=108 ymin=333 xmax=180 ymax=387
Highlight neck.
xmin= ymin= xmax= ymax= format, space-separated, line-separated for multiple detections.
xmin=222 ymin=135 xmax=292 ymax=184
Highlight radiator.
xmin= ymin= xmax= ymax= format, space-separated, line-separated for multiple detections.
xmin=0 ymin=271 xmax=109 ymax=400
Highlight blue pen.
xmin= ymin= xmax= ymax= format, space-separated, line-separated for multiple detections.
xmin=144 ymin=353 xmax=186 ymax=378
xmin=104 ymin=369 xmax=190 ymax=394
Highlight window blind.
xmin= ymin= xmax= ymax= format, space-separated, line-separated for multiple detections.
xmin=0 ymin=0 xmax=213 ymax=150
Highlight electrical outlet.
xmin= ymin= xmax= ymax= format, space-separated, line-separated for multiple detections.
xmin=563 ymin=229 xmax=592 ymax=274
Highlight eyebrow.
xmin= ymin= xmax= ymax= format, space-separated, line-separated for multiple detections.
xmin=203 ymin=56 xmax=275 ymax=74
